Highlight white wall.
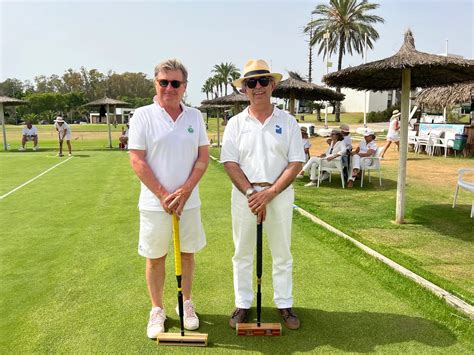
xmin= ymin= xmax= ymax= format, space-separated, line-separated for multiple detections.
xmin=340 ymin=88 xmax=395 ymax=113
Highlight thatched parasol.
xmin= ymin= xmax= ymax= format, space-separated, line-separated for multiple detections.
xmin=415 ymin=81 xmax=474 ymax=109
xmin=323 ymin=29 xmax=474 ymax=224
xmin=0 ymin=96 xmax=28 ymax=151
xmin=273 ymin=77 xmax=344 ymax=119
xmin=83 ymin=97 xmax=130 ymax=148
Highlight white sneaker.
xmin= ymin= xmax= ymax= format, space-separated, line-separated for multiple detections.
xmin=304 ymin=181 xmax=317 ymax=187
xmin=33 ymin=146 xmax=38 ymax=151
xmin=176 ymin=299 xmax=199 ymax=330
xmin=296 ymin=174 xmax=304 ymax=179
xmin=18 ymin=147 xmax=26 ymax=151
xmin=147 ymin=307 xmax=166 ymax=339
xmin=68 ymin=153 xmax=72 ymax=157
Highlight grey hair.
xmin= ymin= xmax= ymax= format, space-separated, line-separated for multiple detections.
xmin=154 ymin=59 xmax=188 ymax=82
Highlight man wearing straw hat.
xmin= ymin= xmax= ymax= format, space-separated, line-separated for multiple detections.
xmin=54 ymin=116 xmax=72 ymax=157
xmin=221 ymin=59 xmax=305 ymax=330
xmin=128 ymin=59 xmax=209 ymax=339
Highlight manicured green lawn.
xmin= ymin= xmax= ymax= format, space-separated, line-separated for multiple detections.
xmin=1 ymin=149 xmax=473 ymax=352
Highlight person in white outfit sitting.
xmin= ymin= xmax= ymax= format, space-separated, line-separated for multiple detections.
xmin=298 ymin=130 xmax=346 ymax=187
xmin=347 ymin=129 xmax=377 ymax=188
xmin=19 ymin=121 xmax=39 ymax=151
xmin=380 ymin=109 xmax=400 ymax=158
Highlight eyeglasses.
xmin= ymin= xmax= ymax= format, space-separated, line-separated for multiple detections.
xmin=244 ymin=77 xmax=271 ymax=89
xmin=157 ymin=79 xmax=186 ymax=88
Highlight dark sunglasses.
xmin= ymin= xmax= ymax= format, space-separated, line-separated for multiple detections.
xmin=157 ymin=79 xmax=186 ymax=88
xmin=245 ymin=77 xmax=271 ymax=89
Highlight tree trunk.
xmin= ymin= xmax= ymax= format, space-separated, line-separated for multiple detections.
xmin=316 ymin=109 xmax=321 ymax=121
xmin=335 ymin=32 xmax=345 ymax=122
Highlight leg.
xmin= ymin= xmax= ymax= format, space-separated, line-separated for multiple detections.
xmin=380 ymin=141 xmax=391 ymax=158
xmin=180 ymin=252 xmax=195 ymax=301
xmin=231 ymin=187 xmax=256 ymax=309
xmin=146 ymin=256 xmax=167 ymax=308
xmin=21 ymin=137 xmax=27 ymax=148
xmin=33 ymin=136 xmax=38 ymax=148
xmin=265 ymin=188 xmax=294 ymax=309
xmin=59 ymin=140 xmax=63 ymax=155
xmin=395 ymin=141 xmax=400 ymax=152
xmin=66 ymin=140 xmax=72 ymax=154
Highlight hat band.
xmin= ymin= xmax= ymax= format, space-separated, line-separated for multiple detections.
xmin=244 ymin=69 xmax=270 ymax=78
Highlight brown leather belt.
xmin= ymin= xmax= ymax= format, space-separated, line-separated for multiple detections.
xmin=252 ymin=182 xmax=273 ymax=187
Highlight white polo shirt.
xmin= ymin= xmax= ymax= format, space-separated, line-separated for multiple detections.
xmin=359 ymin=139 xmax=377 ymax=154
xmin=22 ymin=126 xmax=38 ymax=136
xmin=55 ymin=122 xmax=71 ymax=135
xmin=128 ymin=102 xmax=209 ymax=211
xmin=220 ymin=106 xmax=305 ymax=184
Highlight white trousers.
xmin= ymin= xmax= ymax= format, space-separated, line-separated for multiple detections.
xmin=231 ymin=186 xmax=294 ymax=309
xmin=349 ymin=154 xmax=373 ymax=180
xmin=302 ymin=157 xmax=338 ymax=180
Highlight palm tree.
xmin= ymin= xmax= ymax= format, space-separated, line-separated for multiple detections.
xmin=212 ymin=62 xmax=240 ymax=96
xmin=305 ymin=0 xmax=384 ymax=121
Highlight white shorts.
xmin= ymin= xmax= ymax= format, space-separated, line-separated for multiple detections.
xmin=25 ymin=136 xmax=36 ymax=141
xmin=60 ymin=131 xmax=71 ymax=141
xmin=138 ymin=207 xmax=206 ymax=259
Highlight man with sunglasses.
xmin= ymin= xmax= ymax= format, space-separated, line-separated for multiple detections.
xmin=128 ymin=59 xmax=209 ymax=339
xmin=221 ymin=59 xmax=305 ymax=330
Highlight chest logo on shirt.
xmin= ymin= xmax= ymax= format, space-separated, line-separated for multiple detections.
xmin=187 ymin=125 xmax=194 ymax=133
xmin=275 ymin=125 xmax=282 ymax=134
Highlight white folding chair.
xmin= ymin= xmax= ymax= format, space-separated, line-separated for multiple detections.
xmin=414 ymin=131 xmax=430 ymax=154
xmin=360 ymin=147 xmax=383 ymax=187
xmin=408 ymin=130 xmax=417 ymax=150
xmin=318 ymin=157 xmax=345 ymax=188
xmin=453 ymin=168 xmax=474 ymax=218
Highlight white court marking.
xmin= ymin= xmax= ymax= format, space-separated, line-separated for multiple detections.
xmin=0 ymin=157 xmax=73 ymax=200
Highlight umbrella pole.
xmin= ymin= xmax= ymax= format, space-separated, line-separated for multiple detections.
xmin=396 ymin=68 xmax=410 ymax=224
xmin=289 ymin=93 xmax=296 ymax=116
xmin=106 ymin=104 xmax=112 ymax=148
xmin=1 ymin=104 xmax=7 ymax=151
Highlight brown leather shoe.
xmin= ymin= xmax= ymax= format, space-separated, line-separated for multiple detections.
xmin=229 ymin=308 xmax=250 ymax=329
xmin=279 ymin=308 xmax=300 ymax=330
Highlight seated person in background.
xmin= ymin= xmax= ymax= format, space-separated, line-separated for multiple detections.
xmin=297 ymin=130 xmax=346 ymax=187
xmin=340 ymin=124 xmax=352 ymax=180
xmin=119 ymin=123 xmax=129 ymax=150
xmin=301 ymin=127 xmax=311 ymax=161
xmin=19 ymin=121 xmax=39 ymax=151
xmin=347 ymin=129 xmax=377 ymax=188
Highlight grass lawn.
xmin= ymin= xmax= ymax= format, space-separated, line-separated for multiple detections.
xmin=1 ymin=146 xmax=473 ymax=352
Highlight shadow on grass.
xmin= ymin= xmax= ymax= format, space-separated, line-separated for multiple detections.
xmin=412 ymin=204 xmax=473 ymax=241
xmin=295 ymin=175 xmax=398 ymax=191
xmin=165 ymin=308 xmax=456 ymax=352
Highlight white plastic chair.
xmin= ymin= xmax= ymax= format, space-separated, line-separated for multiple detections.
xmin=414 ymin=131 xmax=430 ymax=154
xmin=360 ymin=147 xmax=383 ymax=187
xmin=408 ymin=130 xmax=417 ymax=149
xmin=426 ymin=131 xmax=441 ymax=156
xmin=318 ymin=157 xmax=345 ymax=188
xmin=453 ymin=168 xmax=474 ymax=218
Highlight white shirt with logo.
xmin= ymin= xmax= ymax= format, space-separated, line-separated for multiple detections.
xmin=359 ymin=139 xmax=377 ymax=154
xmin=220 ymin=106 xmax=305 ymax=184
xmin=128 ymin=102 xmax=209 ymax=211
xmin=22 ymin=126 xmax=38 ymax=136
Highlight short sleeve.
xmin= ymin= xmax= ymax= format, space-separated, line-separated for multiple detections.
xmin=197 ymin=112 xmax=210 ymax=147
xmin=128 ymin=109 xmax=147 ymax=150
xmin=220 ymin=118 xmax=240 ymax=163
xmin=287 ymin=117 xmax=306 ymax=163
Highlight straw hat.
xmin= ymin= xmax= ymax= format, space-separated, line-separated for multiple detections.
xmin=233 ymin=59 xmax=282 ymax=88
xmin=340 ymin=124 xmax=350 ymax=133
xmin=54 ymin=117 xmax=65 ymax=123
xmin=391 ymin=109 xmax=401 ymax=119
xmin=300 ymin=126 xmax=308 ymax=134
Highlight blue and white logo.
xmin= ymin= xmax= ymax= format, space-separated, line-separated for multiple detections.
xmin=275 ymin=125 xmax=282 ymax=134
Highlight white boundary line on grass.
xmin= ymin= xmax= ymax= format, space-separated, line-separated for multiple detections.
xmin=0 ymin=157 xmax=73 ymax=200
xmin=208 ymin=154 xmax=474 ymax=319
xmin=293 ymin=205 xmax=474 ymax=319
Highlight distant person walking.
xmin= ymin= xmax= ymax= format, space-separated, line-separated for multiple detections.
xmin=380 ymin=109 xmax=400 ymax=159
xmin=128 ymin=59 xmax=209 ymax=339
xmin=19 ymin=121 xmax=39 ymax=151
xmin=54 ymin=117 xmax=72 ymax=157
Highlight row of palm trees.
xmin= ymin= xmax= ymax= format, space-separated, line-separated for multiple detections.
xmin=201 ymin=62 xmax=240 ymax=100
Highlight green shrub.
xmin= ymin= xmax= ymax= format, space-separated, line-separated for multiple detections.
xmin=367 ymin=105 xmax=400 ymax=123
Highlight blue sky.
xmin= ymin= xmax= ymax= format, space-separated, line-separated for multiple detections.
xmin=1 ymin=0 xmax=472 ymax=105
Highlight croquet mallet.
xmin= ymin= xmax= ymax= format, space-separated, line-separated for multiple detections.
xmin=156 ymin=213 xmax=208 ymax=347
xmin=236 ymin=222 xmax=282 ymax=336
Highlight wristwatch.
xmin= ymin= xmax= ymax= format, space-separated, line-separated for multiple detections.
xmin=245 ymin=187 xmax=256 ymax=198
